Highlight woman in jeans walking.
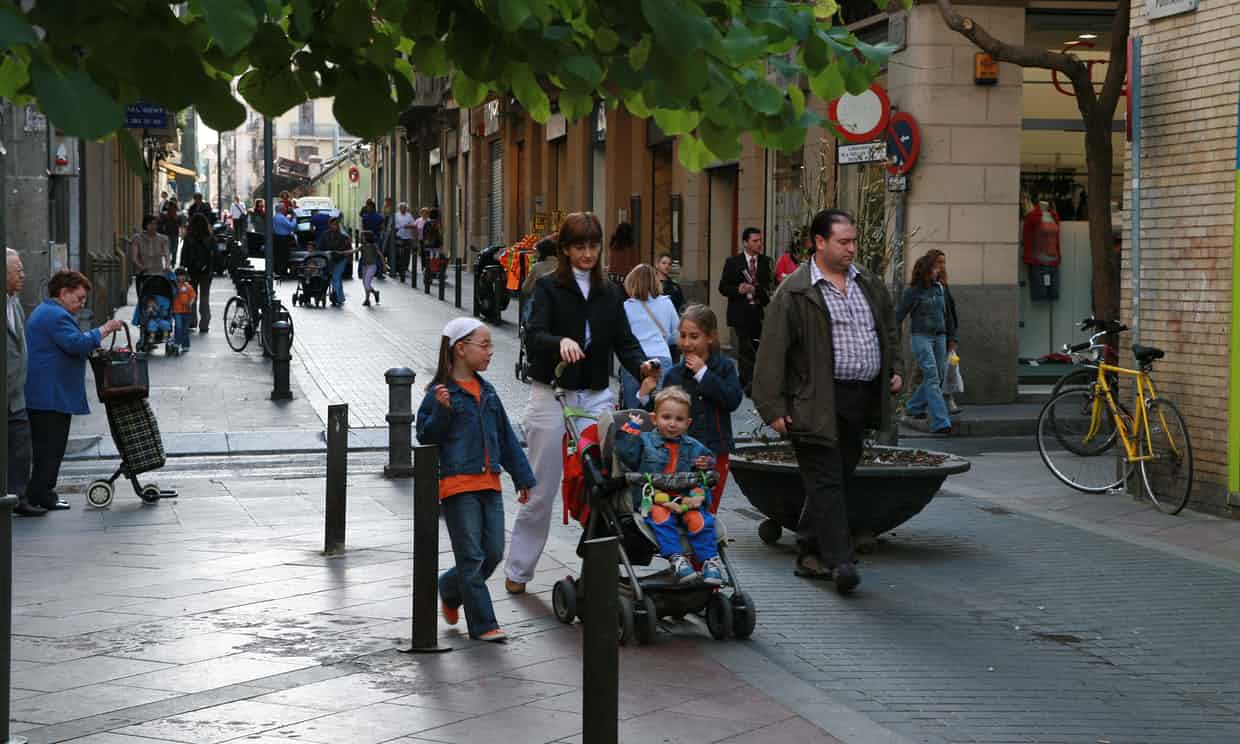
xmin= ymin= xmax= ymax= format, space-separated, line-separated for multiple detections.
xmin=896 ymin=253 xmax=954 ymax=434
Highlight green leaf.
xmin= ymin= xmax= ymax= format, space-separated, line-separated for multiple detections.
xmin=742 ymin=79 xmax=783 ymax=115
xmin=628 ymin=35 xmax=651 ymax=71
xmin=809 ymin=62 xmax=845 ymax=102
xmin=451 ymin=71 xmax=488 ymax=108
xmin=856 ymin=40 xmax=898 ymax=66
xmin=28 ymin=57 xmax=124 ymax=140
xmin=411 ymin=39 xmax=451 ymax=77
xmin=201 ymin=0 xmax=258 ymax=57
xmin=803 ymin=32 xmax=830 ymax=71
xmin=0 ymin=8 xmax=37 ymax=48
xmin=326 ymin=0 xmax=371 ymax=50
xmin=623 ymin=90 xmax=651 ymax=119
xmin=594 ymin=27 xmax=619 ymax=53
xmin=559 ymin=55 xmax=603 ymax=89
xmin=676 ymin=133 xmax=717 ymax=172
xmin=196 ymin=77 xmax=246 ymax=130
xmin=640 ymin=0 xmax=715 ymax=53
xmin=333 ymin=67 xmax=399 ymax=139
xmin=0 ymin=54 xmax=31 ymax=104
xmin=250 ymin=23 xmax=294 ymax=70
xmin=498 ymin=0 xmax=532 ymax=32
xmin=698 ymin=118 xmax=742 ymax=161
xmin=718 ymin=26 xmax=768 ymax=63
xmin=813 ymin=0 xmax=839 ymax=18
xmin=509 ymin=63 xmax=550 ymax=123
xmin=290 ymin=0 xmax=314 ymax=40
xmin=788 ymin=84 xmax=805 ymax=118
xmin=559 ymin=90 xmax=593 ymax=120
xmin=238 ymin=66 xmax=306 ymax=117
xmin=652 ymin=108 xmax=702 ymax=136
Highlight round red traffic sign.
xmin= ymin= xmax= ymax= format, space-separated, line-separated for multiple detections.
xmin=348 ymin=166 xmax=360 ymax=183
xmin=829 ymin=84 xmax=891 ymax=144
xmin=885 ymin=112 xmax=921 ymax=176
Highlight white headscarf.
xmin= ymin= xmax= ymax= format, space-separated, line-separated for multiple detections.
xmin=443 ymin=317 xmax=484 ymax=347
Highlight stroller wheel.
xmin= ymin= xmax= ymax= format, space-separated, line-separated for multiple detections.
xmin=705 ymin=593 xmax=733 ymax=641
xmin=86 ymin=480 xmax=113 ymax=509
xmin=634 ymin=594 xmax=658 ymax=645
xmin=552 ymin=578 xmax=577 ymax=624
xmin=730 ymin=591 xmax=757 ymax=640
xmin=139 ymin=484 xmax=162 ymax=504
xmin=758 ymin=519 xmax=783 ymax=545
xmin=617 ymin=596 xmax=636 ymax=646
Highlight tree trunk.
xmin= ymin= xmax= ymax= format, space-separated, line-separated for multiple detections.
xmin=1083 ymin=112 xmax=1121 ymax=326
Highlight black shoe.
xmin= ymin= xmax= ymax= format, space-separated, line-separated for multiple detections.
xmin=793 ymin=553 xmax=833 ymax=581
xmin=374 ymin=290 xmax=380 ymax=305
xmin=14 ymin=502 xmax=47 ymax=517
xmin=45 ymin=499 xmax=71 ymax=511
xmin=833 ymin=562 xmax=860 ymax=595
xmin=199 ymin=327 xmax=209 ymax=334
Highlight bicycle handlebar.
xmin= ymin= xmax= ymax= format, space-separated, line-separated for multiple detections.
xmin=1068 ymin=342 xmax=1092 ymax=353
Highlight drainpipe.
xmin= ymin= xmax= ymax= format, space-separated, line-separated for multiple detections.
xmin=1228 ymin=78 xmax=1240 ymax=505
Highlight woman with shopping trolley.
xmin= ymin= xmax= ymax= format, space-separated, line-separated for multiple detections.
xmin=503 ymin=212 xmax=660 ymax=594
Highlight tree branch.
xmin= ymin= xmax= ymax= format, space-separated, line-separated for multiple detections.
xmin=933 ymin=0 xmax=1087 ymax=79
xmin=1097 ymin=1 xmax=1131 ymax=116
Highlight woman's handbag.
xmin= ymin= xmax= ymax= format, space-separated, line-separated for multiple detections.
xmin=90 ymin=324 xmax=150 ymax=402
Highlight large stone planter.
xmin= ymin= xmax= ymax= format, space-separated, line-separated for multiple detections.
xmin=729 ymin=443 xmax=971 ymax=546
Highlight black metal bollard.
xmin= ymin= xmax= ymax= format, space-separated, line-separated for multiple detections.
xmin=424 ymin=262 xmax=432 ymax=294
xmin=0 ymin=496 xmax=23 ymax=744
xmin=438 ymin=262 xmax=447 ymax=302
xmin=402 ymin=445 xmax=451 ymax=653
xmin=270 ymin=320 xmax=293 ymax=401
xmin=582 ymin=536 xmax=619 ymax=744
xmin=324 ymin=404 xmax=348 ymax=555
xmin=384 ymin=368 xmax=416 ymax=478
xmin=454 ymin=258 xmax=463 ymax=309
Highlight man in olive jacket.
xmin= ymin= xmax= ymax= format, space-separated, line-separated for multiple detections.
xmin=752 ymin=209 xmax=902 ymax=594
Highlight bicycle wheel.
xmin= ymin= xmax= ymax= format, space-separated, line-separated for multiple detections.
xmin=223 ymin=297 xmax=251 ymax=352
xmin=1139 ymin=398 xmax=1193 ymax=515
xmin=1051 ymin=368 xmax=1119 ymax=400
xmin=1037 ymin=388 xmax=1129 ymax=493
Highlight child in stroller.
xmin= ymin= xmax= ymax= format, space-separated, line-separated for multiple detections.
xmin=614 ymin=387 xmax=725 ymax=586
xmin=132 ymin=271 xmax=178 ymax=354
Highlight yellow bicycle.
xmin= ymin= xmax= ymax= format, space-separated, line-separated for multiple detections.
xmin=1036 ymin=336 xmax=1194 ymax=515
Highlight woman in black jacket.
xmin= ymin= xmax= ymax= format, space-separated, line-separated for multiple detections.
xmin=179 ymin=214 xmax=215 ymax=333
xmin=504 ymin=212 xmax=658 ymax=594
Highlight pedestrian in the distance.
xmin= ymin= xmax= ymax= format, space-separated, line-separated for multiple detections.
xmin=229 ymin=195 xmax=247 ymax=235
xmin=360 ymin=230 xmax=387 ymax=307
xmin=654 ymin=252 xmax=686 ymax=313
xmin=718 ymin=227 xmax=773 ymax=396
xmin=927 ymin=249 xmax=962 ymax=414
xmin=25 ymin=271 xmax=125 ymax=512
xmin=896 ymin=252 xmax=953 ymax=435
xmin=7 ymin=249 xmax=46 ymax=516
xmin=775 ymin=237 xmax=804 ymax=284
xmin=753 ymin=209 xmax=903 ymax=595
xmin=647 ymin=304 xmax=743 ymax=513
xmin=272 ymin=204 xmax=297 ymax=276
xmin=619 ymin=264 xmax=678 ymax=409
xmin=320 ymin=217 xmax=356 ymax=307
xmin=130 ymin=215 xmax=171 ymax=298
xmin=179 ymin=214 xmax=214 ymax=333
xmin=393 ymin=203 xmax=416 ymax=282
xmin=187 ymin=192 xmax=212 ymax=222
xmin=504 ymin=212 xmax=659 ymax=595
xmin=158 ymin=201 xmax=182 ymax=267
xmin=416 ymin=317 xmax=535 ymax=643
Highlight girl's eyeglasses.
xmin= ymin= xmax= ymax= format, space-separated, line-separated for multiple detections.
xmin=461 ymin=340 xmax=494 ymax=350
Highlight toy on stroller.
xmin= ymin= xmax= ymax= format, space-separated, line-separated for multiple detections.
xmin=548 ymin=366 xmax=756 ymax=644
xmin=85 ymin=328 xmax=178 ymax=509
xmin=131 ymin=272 xmax=179 ymax=355
xmin=289 ymin=249 xmax=331 ymax=307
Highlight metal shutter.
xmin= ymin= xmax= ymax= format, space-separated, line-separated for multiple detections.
xmin=488 ymin=140 xmax=504 ymax=246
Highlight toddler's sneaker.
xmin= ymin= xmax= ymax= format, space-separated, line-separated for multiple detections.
xmin=701 ymin=557 xmax=726 ymax=586
xmin=478 ymin=628 xmax=507 ymax=643
xmin=441 ymin=602 xmax=459 ymax=626
xmin=670 ymin=554 xmax=698 ymax=584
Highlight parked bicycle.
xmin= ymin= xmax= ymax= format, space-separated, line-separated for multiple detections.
xmin=1048 ymin=316 xmax=1123 ymax=399
xmin=1036 ymin=329 xmax=1193 ymax=515
xmin=224 ymin=268 xmax=294 ymax=354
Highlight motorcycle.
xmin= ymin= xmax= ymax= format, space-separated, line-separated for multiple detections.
xmin=211 ymin=222 xmax=240 ymax=276
xmin=472 ymin=244 xmax=511 ymax=322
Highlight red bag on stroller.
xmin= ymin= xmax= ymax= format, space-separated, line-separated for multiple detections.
xmin=561 ymin=422 xmax=602 ymax=525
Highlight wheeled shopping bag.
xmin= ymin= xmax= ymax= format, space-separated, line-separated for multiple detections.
xmin=85 ymin=395 xmax=178 ymax=508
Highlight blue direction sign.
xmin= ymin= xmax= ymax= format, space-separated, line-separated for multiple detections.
xmin=885 ymin=112 xmax=921 ymax=176
xmin=125 ymin=103 xmax=169 ymax=130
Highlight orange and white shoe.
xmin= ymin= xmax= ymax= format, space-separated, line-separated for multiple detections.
xmin=441 ymin=602 xmax=460 ymax=626
xmin=478 ymin=628 xmax=508 ymax=643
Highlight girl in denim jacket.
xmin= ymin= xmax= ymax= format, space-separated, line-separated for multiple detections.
xmin=896 ymin=253 xmax=953 ymax=434
xmin=416 ymin=317 xmax=535 ymax=642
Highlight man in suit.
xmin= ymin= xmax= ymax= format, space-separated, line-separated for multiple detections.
xmin=718 ymin=227 xmax=773 ymax=394
xmin=6 ymin=249 xmax=46 ymax=516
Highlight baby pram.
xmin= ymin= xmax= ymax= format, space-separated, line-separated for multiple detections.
xmin=548 ymin=367 xmax=756 ymax=644
xmin=132 ymin=273 xmax=179 ymax=355
xmin=85 ymin=329 xmax=178 ymax=509
xmin=289 ymin=250 xmax=331 ymax=307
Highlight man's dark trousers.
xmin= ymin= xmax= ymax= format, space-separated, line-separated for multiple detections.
xmin=792 ymin=380 xmax=876 ymax=568
xmin=8 ymin=411 xmax=31 ymax=502
xmin=27 ymin=410 xmax=72 ymax=509
xmin=732 ymin=312 xmax=762 ymax=390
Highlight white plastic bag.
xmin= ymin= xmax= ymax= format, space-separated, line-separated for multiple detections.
xmin=943 ymin=352 xmax=964 ymax=394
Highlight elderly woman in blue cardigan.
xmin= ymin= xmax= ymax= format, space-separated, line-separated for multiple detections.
xmin=25 ymin=271 xmax=123 ymax=510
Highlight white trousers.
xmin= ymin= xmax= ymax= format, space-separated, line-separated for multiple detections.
xmin=505 ymin=383 xmax=614 ymax=584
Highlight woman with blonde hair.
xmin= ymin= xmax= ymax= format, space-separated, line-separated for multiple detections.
xmin=619 ymin=263 xmax=678 ymax=408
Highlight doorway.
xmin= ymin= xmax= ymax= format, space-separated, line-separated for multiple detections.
xmin=707 ymin=165 xmax=739 ymax=326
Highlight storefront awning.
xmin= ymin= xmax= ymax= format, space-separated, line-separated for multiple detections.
xmin=160 ymin=161 xmax=197 ymax=179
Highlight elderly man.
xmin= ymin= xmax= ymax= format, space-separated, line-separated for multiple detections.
xmin=753 ymin=209 xmax=902 ymax=595
xmin=6 ymin=249 xmax=47 ymax=516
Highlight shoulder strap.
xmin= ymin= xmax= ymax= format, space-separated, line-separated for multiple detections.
xmin=638 ymin=300 xmax=666 ymax=338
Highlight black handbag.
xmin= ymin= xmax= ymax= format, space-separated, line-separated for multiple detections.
xmin=90 ymin=324 xmax=149 ymax=402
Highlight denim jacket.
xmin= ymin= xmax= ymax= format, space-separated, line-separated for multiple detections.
xmin=615 ymin=424 xmax=715 ymax=509
xmin=657 ymin=353 xmax=744 ymax=455
xmin=896 ymin=283 xmax=950 ymax=340
xmin=416 ymin=375 xmax=536 ymax=490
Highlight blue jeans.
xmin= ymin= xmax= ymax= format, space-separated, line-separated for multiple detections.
xmin=619 ymin=355 xmax=673 ymax=410
xmin=646 ymin=504 xmax=718 ymax=561
xmin=439 ymin=489 xmax=505 ymax=638
xmin=174 ymin=313 xmax=191 ymax=348
xmin=330 ymin=258 xmax=347 ymax=304
xmin=906 ymin=333 xmax=951 ymax=432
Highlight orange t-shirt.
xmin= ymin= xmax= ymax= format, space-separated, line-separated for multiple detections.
xmin=439 ymin=378 xmax=503 ymax=500
xmin=172 ymin=282 xmax=196 ymax=314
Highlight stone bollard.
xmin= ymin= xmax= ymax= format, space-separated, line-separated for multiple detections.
xmin=270 ymin=320 xmax=293 ymax=401
xmin=384 ymin=367 xmax=416 ymax=478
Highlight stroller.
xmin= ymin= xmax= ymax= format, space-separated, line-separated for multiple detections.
xmin=85 ymin=328 xmax=178 ymax=509
xmin=132 ymin=273 xmax=179 ymax=355
xmin=289 ymin=249 xmax=331 ymax=307
xmin=548 ymin=367 xmax=756 ymax=644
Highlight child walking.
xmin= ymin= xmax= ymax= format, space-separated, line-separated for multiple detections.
xmin=360 ymin=231 xmax=388 ymax=307
xmin=171 ymin=268 xmax=196 ymax=351
xmin=640 ymin=305 xmax=743 ymax=513
xmin=616 ymin=387 xmax=725 ymax=585
xmin=416 ymin=317 xmax=535 ymax=642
